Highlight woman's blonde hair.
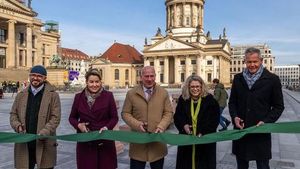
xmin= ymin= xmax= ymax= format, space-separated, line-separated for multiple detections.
xmin=181 ymin=75 xmax=208 ymax=100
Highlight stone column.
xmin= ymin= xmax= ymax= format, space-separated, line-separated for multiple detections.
xmin=174 ymin=4 xmax=177 ymax=27
xmin=213 ymin=56 xmax=217 ymax=79
xmin=154 ymin=57 xmax=160 ymax=82
xmin=144 ymin=57 xmax=150 ymax=66
xmin=167 ymin=6 xmax=170 ymax=29
xmin=197 ymin=55 xmax=201 ymax=76
xmin=174 ymin=56 xmax=180 ymax=83
xmin=185 ymin=55 xmax=191 ymax=79
xmin=26 ymin=24 xmax=33 ymax=67
xmin=164 ymin=57 xmax=169 ymax=84
xmin=191 ymin=3 xmax=195 ymax=27
xmin=7 ymin=20 xmax=16 ymax=68
xmin=182 ymin=3 xmax=185 ymax=27
xmin=198 ymin=5 xmax=202 ymax=28
xmin=201 ymin=5 xmax=204 ymax=28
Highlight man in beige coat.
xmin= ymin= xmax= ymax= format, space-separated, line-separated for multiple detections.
xmin=10 ymin=65 xmax=61 ymax=169
xmin=122 ymin=66 xmax=173 ymax=169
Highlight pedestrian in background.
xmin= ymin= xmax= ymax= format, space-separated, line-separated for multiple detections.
xmin=174 ymin=75 xmax=219 ymax=169
xmin=212 ymin=78 xmax=231 ymax=131
xmin=229 ymin=47 xmax=284 ymax=169
xmin=69 ymin=69 xmax=118 ymax=169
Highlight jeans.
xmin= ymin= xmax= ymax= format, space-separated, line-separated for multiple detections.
xmin=219 ymin=107 xmax=230 ymax=129
xmin=130 ymin=158 xmax=164 ymax=169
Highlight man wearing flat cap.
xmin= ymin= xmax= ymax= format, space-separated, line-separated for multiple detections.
xmin=10 ymin=65 xmax=61 ymax=169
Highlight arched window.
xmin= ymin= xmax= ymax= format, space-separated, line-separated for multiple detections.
xmin=115 ymin=69 xmax=119 ymax=80
xmin=125 ymin=69 xmax=129 ymax=80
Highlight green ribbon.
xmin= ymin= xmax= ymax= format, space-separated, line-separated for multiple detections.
xmin=1 ymin=121 xmax=300 ymax=145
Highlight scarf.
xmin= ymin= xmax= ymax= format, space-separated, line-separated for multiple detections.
xmin=84 ymin=87 xmax=103 ymax=109
xmin=191 ymin=98 xmax=202 ymax=169
xmin=242 ymin=65 xmax=264 ymax=89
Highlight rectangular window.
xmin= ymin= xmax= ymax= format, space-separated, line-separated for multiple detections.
xmin=160 ymin=73 xmax=164 ymax=83
xmin=207 ymin=60 xmax=212 ymax=65
xmin=186 ymin=17 xmax=190 ymax=25
xmin=0 ymin=29 xmax=6 ymax=43
xmin=42 ymin=44 xmax=46 ymax=55
xmin=32 ymin=35 xmax=36 ymax=48
xmin=160 ymin=61 xmax=164 ymax=65
xmin=207 ymin=73 xmax=212 ymax=82
xmin=181 ymin=73 xmax=185 ymax=82
xmin=191 ymin=60 xmax=196 ymax=64
xmin=150 ymin=62 xmax=154 ymax=66
xmin=180 ymin=60 xmax=185 ymax=65
xmin=32 ymin=51 xmax=35 ymax=65
xmin=19 ymin=33 xmax=25 ymax=45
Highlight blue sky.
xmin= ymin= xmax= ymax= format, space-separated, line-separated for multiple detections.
xmin=32 ymin=0 xmax=300 ymax=65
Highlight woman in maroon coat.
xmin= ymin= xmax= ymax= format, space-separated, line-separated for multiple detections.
xmin=69 ymin=69 xmax=118 ymax=169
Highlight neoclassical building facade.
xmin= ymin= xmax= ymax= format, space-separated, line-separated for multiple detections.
xmin=0 ymin=0 xmax=59 ymax=71
xmin=92 ymin=42 xmax=143 ymax=88
xmin=143 ymin=0 xmax=231 ymax=85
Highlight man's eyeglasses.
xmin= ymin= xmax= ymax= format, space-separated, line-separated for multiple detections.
xmin=29 ymin=73 xmax=45 ymax=79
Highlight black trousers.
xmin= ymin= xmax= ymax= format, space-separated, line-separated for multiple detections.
xmin=130 ymin=158 xmax=164 ymax=169
xmin=236 ymin=157 xmax=270 ymax=169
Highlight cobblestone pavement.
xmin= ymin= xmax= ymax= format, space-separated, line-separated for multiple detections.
xmin=0 ymin=89 xmax=300 ymax=169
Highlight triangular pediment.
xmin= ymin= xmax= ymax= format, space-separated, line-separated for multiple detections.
xmin=223 ymin=42 xmax=231 ymax=53
xmin=92 ymin=58 xmax=110 ymax=65
xmin=145 ymin=37 xmax=197 ymax=52
xmin=0 ymin=0 xmax=35 ymax=16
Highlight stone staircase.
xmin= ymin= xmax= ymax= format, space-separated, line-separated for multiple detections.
xmin=0 ymin=68 xmax=29 ymax=82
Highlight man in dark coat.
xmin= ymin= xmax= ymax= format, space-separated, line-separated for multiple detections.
xmin=229 ymin=47 xmax=284 ymax=169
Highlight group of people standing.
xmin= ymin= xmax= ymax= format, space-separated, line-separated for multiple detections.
xmin=9 ymin=47 xmax=284 ymax=169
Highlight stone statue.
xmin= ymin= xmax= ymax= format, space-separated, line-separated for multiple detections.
xmin=206 ymin=31 xmax=211 ymax=40
xmin=50 ymin=54 xmax=61 ymax=66
xmin=222 ymin=27 xmax=227 ymax=39
xmin=155 ymin=27 xmax=162 ymax=36
xmin=144 ymin=37 xmax=148 ymax=45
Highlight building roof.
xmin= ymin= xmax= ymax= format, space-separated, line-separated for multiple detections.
xmin=61 ymin=47 xmax=90 ymax=61
xmin=206 ymin=39 xmax=228 ymax=45
xmin=100 ymin=42 xmax=143 ymax=64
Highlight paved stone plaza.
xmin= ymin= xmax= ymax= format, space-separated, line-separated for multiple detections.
xmin=0 ymin=89 xmax=300 ymax=169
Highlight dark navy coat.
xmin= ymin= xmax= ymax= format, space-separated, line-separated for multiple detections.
xmin=229 ymin=69 xmax=284 ymax=160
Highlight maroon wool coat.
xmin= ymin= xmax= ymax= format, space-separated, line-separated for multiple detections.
xmin=69 ymin=90 xmax=118 ymax=169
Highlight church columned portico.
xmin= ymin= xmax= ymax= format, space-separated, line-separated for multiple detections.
xmin=144 ymin=0 xmax=231 ymax=85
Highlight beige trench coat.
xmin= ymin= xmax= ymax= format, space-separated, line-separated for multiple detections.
xmin=10 ymin=82 xmax=61 ymax=169
xmin=122 ymin=84 xmax=173 ymax=162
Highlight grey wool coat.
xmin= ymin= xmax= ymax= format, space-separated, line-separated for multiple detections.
xmin=10 ymin=82 xmax=61 ymax=169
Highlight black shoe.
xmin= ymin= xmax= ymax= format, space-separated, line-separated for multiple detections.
xmin=225 ymin=120 xmax=231 ymax=127
xmin=219 ymin=128 xmax=227 ymax=132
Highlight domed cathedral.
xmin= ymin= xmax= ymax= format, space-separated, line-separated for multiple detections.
xmin=143 ymin=0 xmax=231 ymax=85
